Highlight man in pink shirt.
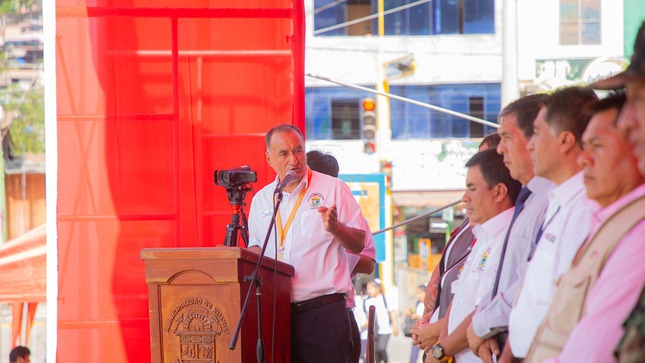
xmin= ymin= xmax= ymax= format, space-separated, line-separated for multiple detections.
xmin=534 ymin=93 xmax=645 ymax=362
xmin=589 ymin=20 xmax=645 ymax=362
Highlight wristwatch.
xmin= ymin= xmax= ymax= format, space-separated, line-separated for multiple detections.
xmin=431 ymin=343 xmax=446 ymax=360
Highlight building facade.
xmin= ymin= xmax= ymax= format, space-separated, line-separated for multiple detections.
xmin=303 ymin=0 xmax=632 ymax=296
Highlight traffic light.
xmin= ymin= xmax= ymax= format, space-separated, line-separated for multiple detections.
xmin=362 ymin=97 xmax=377 ymax=154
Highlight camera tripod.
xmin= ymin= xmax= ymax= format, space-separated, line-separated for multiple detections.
xmin=223 ymin=183 xmax=252 ymax=247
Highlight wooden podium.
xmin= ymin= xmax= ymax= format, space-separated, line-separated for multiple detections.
xmin=141 ymin=247 xmax=295 ymax=363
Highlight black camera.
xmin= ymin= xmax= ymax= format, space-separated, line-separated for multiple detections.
xmin=214 ymin=166 xmax=257 ymax=187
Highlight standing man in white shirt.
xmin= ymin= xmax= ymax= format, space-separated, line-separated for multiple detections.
xmin=466 ymin=94 xmax=555 ymax=360
xmin=247 ymin=124 xmax=367 ymax=363
xmin=428 ymin=148 xmax=522 ymax=363
xmin=503 ymin=87 xmax=598 ymax=362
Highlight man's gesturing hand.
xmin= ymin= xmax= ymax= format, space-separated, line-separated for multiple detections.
xmin=318 ymin=203 xmax=339 ymax=232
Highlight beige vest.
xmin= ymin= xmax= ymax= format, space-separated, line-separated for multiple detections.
xmin=525 ymin=196 xmax=645 ymax=363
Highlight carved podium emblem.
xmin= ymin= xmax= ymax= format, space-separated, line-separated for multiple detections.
xmin=166 ymin=298 xmax=229 ymax=363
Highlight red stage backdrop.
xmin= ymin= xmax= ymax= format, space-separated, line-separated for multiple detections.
xmin=56 ymin=1 xmax=304 ymax=360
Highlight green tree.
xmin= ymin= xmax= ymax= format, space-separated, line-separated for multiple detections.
xmin=6 ymin=84 xmax=44 ymax=154
xmin=0 ymin=0 xmax=42 ymax=14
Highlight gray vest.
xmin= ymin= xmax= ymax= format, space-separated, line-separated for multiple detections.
xmin=434 ymin=219 xmax=475 ymax=319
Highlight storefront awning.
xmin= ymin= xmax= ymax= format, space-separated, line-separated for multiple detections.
xmin=0 ymin=224 xmax=46 ymax=303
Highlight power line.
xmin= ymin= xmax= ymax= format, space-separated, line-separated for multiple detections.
xmin=372 ymin=199 xmax=461 ymax=235
xmin=306 ymin=73 xmax=500 ymax=129
xmin=313 ymin=0 xmax=433 ymax=36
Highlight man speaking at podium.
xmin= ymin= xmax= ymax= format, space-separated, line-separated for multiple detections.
xmin=247 ymin=123 xmax=367 ymax=363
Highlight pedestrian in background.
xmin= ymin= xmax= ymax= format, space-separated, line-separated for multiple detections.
xmin=407 ymin=284 xmax=426 ymax=363
xmin=364 ymin=278 xmax=399 ymax=363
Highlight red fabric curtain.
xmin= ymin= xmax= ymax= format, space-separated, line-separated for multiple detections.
xmin=56 ymin=1 xmax=304 ymax=361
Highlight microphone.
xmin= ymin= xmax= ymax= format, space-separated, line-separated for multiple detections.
xmin=275 ymin=170 xmax=297 ymax=193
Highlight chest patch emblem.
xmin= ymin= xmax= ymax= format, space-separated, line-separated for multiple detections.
xmin=477 ymin=247 xmax=491 ymax=272
xmin=308 ymin=193 xmax=324 ymax=209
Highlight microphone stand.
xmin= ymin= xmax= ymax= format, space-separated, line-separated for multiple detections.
xmin=229 ymin=188 xmax=284 ymax=363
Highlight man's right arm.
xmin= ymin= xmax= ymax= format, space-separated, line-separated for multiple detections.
xmin=471 ymin=279 xmax=519 ymax=338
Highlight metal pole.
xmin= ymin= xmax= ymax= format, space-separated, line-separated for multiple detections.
xmin=21 ymin=144 xmax=26 ymax=234
xmin=372 ymin=199 xmax=462 ymax=235
xmin=501 ymin=0 xmax=520 ymax=105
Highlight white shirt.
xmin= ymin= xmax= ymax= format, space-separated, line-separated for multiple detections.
xmin=508 ymin=171 xmax=592 ymax=357
xmin=448 ymin=207 xmax=515 ymax=363
xmin=364 ymin=294 xmax=394 ymax=335
xmin=248 ymin=168 xmax=366 ymax=302
xmin=472 ymin=176 xmax=555 ymax=337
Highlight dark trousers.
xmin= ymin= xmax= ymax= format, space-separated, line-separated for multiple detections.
xmin=348 ymin=309 xmax=361 ymax=363
xmin=291 ymin=299 xmax=352 ymax=363
xmin=375 ymin=334 xmax=390 ymax=363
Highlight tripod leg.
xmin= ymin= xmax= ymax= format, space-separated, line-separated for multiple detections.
xmin=224 ymin=223 xmax=238 ymax=247
xmin=224 ymin=212 xmax=241 ymax=247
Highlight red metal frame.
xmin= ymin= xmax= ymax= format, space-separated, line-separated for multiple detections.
xmin=56 ymin=1 xmax=304 ymax=360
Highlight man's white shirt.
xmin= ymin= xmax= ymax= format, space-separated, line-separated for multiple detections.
xmin=508 ymin=171 xmax=592 ymax=357
xmin=247 ymin=168 xmax=366 ymax=302
xmin=448 ymin=207 xmax=515 ymax=363
xmin=472 ymin=176 xmax=555 ymax=337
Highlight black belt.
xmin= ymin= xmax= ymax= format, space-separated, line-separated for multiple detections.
xmin=291 ymin=293 xmax=345 ymax=314
xmin=495 ymin=331 xmax=509 ymax=351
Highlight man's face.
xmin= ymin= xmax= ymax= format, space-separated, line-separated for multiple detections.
xmin=527 ymin=107 xmax=561 ymax=181
xmin=497 ymin=113 xmax=533 ymax=184
xmin=578 ymin=108 xmax=642 ymax=207
xmin=622 ymin=81 xmax=645 ymax=175
xmin=462 ymin=165 xmax=499 ymax=225
xmin=266 ymin=130 xmax=307 ymax=182
xmin=17 ymin=355 xmax=30 ymax=363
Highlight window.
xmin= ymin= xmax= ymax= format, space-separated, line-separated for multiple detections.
xmin=468 ymin=96 xmax=484 ymax=138
xmin=463 ymin=0 xmax=495 ymax=34
xmin=313 ymin=0 xmax=494 ymax=36
xmin=433 ymin=0 xmax=495 ymax=35
xmin=331 ymin=99 xmax=361 ymax=139
xmin=383 ymin=0 xmax=432 ymax=36
xmin=313 ymin=0 xmax=373 ymax=36
xmin=306 ymin=84 xmax=500 ymax=140
xmin=559 ymin=0 xmax=601 ymax=45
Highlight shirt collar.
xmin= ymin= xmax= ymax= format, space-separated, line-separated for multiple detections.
xmin=473 ymin=207 xmax=515 ymax=240
xmin=548 ymin=170 xmax=586 ymax=208
xmin=593 ymin=183 xmax=645 ymax=226
xmin=526 ymin=176 xmax=555 ymax=197
xmin=273 ymin=166 xmax=311 ymax=196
